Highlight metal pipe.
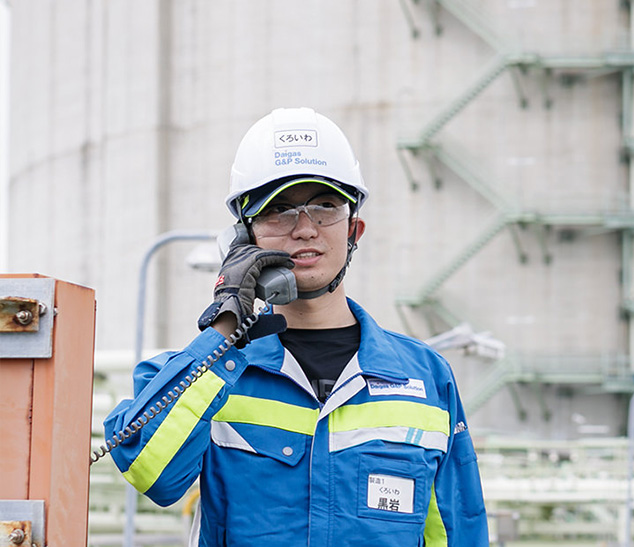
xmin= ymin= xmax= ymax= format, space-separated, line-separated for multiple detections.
xmin=134 ymin=230 xmax=218 ymax=363
xmin=124 ymin=230 xmax=218 ymax=547
xmin=623 ymin=396 xmax=634 ymax=547
xmin=624 ymin=14 xmax=634 ymax=540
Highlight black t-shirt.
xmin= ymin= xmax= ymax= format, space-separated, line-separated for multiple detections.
xmin=279 ymin=323 xmax=361 ymax=403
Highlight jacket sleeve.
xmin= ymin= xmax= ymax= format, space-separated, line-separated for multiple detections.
xmin=423 ymin=376 xmax=489 ymax=546
xmin=103 ymin=326 xmax=248 ymax=507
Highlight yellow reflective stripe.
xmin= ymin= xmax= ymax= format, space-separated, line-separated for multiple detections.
xmin=213 ymin=394 xmax=319 ymax=436
xmin=424 ymin=485 xmax=448 ymax=546
xmin=123 ymin=371 xmax=226 ymax=493
xmin=329 ymin=401 xmax=450 ymax=436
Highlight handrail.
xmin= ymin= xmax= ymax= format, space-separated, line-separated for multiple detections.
xmin=465 ymin=353 xmax=634 ymax=415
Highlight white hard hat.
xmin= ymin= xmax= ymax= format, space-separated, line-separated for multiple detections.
xmin=226 ymin=107 xmax=368 ymax=219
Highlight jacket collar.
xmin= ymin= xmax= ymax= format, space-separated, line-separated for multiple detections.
xmin=346 ymin=298 xmax=408 ymax=382
xmin=240 ymin=299 xmax=408 ymax=383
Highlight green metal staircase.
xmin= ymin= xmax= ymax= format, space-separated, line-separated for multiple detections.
xmin=464 ymin=358 xmax=514 ymax=415
xmin=397 ymin=0 xmax=634 ymax=414
xmin=429 ymin=142 xmax=513 ymax=211
xmin=466 ymin=353 xmax=634 ymax=415
xmin=398 ymin=56 xmax=510 ymax=149
xmin=434 ymin=0 xmax=515 ymax=52
xmin=399 ymin=215 xmax=511 ymax=305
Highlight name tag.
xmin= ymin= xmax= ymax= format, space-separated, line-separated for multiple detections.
xmin=367 ymin=378 xmax=427 ymax=399
xmin=367 ymin=474 xmax=414 ymax=514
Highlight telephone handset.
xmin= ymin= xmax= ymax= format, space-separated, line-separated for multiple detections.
xmin=90 ymin=224 xmax=296 ymax=466
xmin=218 ymin=223 xmax=298 ymax=305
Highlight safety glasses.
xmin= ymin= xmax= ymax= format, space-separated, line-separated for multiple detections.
xmin=251 ymin=193 xmax=350 ymax=237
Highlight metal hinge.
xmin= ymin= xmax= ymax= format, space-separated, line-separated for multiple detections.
xmin=0 ymin=501 xmax=44 ymax=547
xmin=0 ymin=520 xmax=32 ymax=547
xmin=0 ymin=297 xmax=47 ymax=333
xmin=0 ymin=279 xmax=55 ymax=359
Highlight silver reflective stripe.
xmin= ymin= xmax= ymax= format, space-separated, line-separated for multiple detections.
xmin=210 ymin=420 xmax=256 ymax=453
xmin=331 ymin=353 xmax=361 ymax=393
xmin=329 ymin=426 xmax=449 ymax=453
xmin=280 ymin=348 xmax=315 ymax=397
xmin=320 ymin=373 xmax=366 ymax=419
xmin=188 ymin=501 xmax=201 ymax=547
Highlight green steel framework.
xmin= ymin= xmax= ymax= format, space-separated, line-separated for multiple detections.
xmin=397 ymin=0 xmax=634 ymax=416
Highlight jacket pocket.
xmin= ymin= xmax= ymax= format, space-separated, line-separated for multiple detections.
xmin=357 ymin=452 xmax=433 ymax=524
xmin=452 ymin=431 xmax=485 ymax=519
xmin=211 ymin=393 xmax=317 ymax=466
xmin=211 ymin=419 xmax=307 ymax=466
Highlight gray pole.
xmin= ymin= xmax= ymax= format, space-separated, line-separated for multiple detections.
xmin=124 ymin=230 xmax=217 ymax=547
xmin=626 ymin=393 xmax=634 ymax=547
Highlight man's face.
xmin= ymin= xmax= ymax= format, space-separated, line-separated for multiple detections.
xmin=251 ymin=183 xmax=365 ymax=294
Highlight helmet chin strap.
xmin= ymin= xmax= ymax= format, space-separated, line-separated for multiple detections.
xmin=297 ymin=223 xmax=358 ymax=300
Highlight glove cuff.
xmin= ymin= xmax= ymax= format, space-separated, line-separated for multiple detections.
xmin=197 ymin=296 xmax=242 ymax=332
xmin=197 ymin=295 xmax=288 ymax=349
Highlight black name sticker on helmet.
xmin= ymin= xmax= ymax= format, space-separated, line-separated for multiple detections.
xmin=275 ymin=130 xmax=318 ymax=148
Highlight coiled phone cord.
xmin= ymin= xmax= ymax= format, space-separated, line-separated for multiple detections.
xmin=90 ymin=305 xmax=267 ymax=465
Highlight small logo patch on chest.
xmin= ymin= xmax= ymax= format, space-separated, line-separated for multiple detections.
xmin=367 ymin=378 xmax=427 ymax=399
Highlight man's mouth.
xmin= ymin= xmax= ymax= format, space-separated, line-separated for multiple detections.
xmin=293 ymin=251 xmax=321 ymax=259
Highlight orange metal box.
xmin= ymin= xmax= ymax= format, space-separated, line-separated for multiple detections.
xmin=0 ymin=274 xmax=96 ymax=547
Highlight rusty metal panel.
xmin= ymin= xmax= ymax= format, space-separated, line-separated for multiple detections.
xmin=0 ymin=500 xmax=44 ymax=547
xmin=0 ymin=276 xmax=95 ymax=547
xmin=0 ymin=279 xmax=54 ymax=358
xmin=0 ymin=297 xmax=41 ymax=333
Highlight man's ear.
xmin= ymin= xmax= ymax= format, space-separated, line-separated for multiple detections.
xmin=348 ymin=217 xmax=366 ymax=243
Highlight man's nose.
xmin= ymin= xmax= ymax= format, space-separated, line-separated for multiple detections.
xmin=291 ymin=208 xmax=318 ymax=236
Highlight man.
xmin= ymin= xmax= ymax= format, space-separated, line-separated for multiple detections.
xmin=105 ymin=107 xmax=488 ymax=546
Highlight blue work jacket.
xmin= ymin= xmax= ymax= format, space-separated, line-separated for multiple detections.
xmin=105 ymin=299 xmax=488 ymax=546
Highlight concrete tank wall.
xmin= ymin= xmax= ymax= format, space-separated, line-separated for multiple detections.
xmin=7 ymin=0 xmax=633 ymax=438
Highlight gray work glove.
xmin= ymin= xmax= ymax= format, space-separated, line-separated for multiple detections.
xmin=197 ymin=243 xmax=294 ymax=343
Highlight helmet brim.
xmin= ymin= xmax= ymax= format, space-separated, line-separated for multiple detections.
xmin=240 ymin=176 xmax=359 ymax=218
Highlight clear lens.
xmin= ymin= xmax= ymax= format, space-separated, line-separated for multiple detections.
xmin=252 ymin=195 xmax=350 ymax=237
